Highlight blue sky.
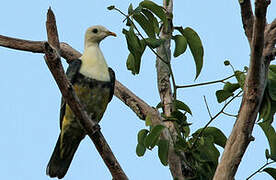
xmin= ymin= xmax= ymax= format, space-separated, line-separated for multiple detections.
xmin=0 ymin=0 xmax=275 ymax=179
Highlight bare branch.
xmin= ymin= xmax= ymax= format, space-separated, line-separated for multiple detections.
xmin=264 ymin=18 xmax=276 ymax=61
xmin=239 ymin=0 xmax=254 ymax=42
xmin=43 ymin=8 xmax=127 ymax=180
xmin=203 ymin=96 xmax=212 ymax=118
xmin=192 ymin=91 xmax=242 ymax=149
xmin=214 ymin=1 xmax=270 ymax=179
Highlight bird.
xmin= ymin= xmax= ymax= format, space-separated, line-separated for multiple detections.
xmin=46 ymin=25 xmax=116 ymax=179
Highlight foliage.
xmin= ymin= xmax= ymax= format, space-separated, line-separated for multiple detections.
xmin=109 ymin=0 xmax=276 ymax=179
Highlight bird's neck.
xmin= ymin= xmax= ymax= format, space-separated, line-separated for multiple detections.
xmin=79 ymin=43 xmax=110 ymax=81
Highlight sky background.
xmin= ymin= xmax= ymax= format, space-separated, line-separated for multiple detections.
xmin=0 ymin=0 xmax=276 ymax=179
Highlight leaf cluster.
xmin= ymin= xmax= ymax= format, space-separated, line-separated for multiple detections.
xmin=175 ymin=127 xmax=227 ymax=179
xmin=109 ymin=0 xmax=204 ymax=79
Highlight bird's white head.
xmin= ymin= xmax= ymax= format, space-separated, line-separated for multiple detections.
xmin=84 ymin=25 xmax=116 ymax=48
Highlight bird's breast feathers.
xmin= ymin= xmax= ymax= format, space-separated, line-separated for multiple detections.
xmin=79 ymin=45 xmax=110 ymax=82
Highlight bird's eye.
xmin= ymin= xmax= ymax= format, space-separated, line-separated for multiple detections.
xmin=92 ymin=28 xmax=98 ymax=33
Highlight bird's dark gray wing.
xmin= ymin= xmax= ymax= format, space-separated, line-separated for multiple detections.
xmin=59 ymin=59 xmax=82 ymax=129
xmin=108 ymin=67 xmax=115 ymax=102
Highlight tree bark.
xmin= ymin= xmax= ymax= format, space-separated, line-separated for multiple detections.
xmin=214 ymin=1 xmax=273 ymax=179
xmin=155 ymin=0 xmax=185 ymax=179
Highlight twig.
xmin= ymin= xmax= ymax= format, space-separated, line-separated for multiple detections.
xmin=192 ymin=91 xmax=242 ymax=148
xmin=203 ymin=96 xmax=212 ymax=118
xmin=222 ymin=111 xmax=238 ymax=118
xmin=246 ymin=161 xmax=275 ymax=180
xmin=44 ymin=8 xmax=127 ymax=180
xmin=176 ymin=74 xmax=235 ymax=89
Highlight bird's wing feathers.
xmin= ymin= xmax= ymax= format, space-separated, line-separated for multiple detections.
xmin=108 ymin=67 xmax=115 ymax=102
xmin=59 ymin=59 xmax=82 ymax=129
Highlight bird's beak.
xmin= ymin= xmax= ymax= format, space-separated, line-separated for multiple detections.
xmin=107 ymin=31 xmax=117 ymax=37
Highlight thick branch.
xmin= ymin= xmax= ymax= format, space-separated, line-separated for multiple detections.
xmin=239 ymin=0 xmax=254 ymax=42
xmin=264 ymin=18 xmax=276 ymax=61
xmin=44 ymin=8 xmax=127 ymax=180
xmin=153 ymin=0 xmax=186 ymax=179
xmin=214 ymin=1 xmax=270 ymax=179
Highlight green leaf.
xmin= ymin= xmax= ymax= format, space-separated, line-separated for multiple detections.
xmin=158 ymin=139 xmax=169 ymax=166
xmin=239 ymin=0 xmax=244 ymax=3
xmin=107 ymin=5 xmax=115 ymax=10
xmin=136 ymin=143 xmax=146 ymax=157
xmin=171 ymin=110 xmax=187 ymax=122
xmin=123 ymin=27 xmax=146 ymax=75
xmin=263 ymin=168 xmax=276 ymax=179
xmin=234 ymin=71 xmax=246 ymax=89
xmin=126 ymin=53 xmax=136 ymax=74
xmin=145 ymin=114 xmax=152 ymax=126
xmin=141 ymin=9 xmax=160 ymax=34
xmin=123 ymin=27 xmax=143 ymax=55
xmin=268 ymin=66 xmax=276 ymax=101
xmin=172 ymin=35 xmax=188 ymax=57
xmin=259 ymin=92 xmax=271 ymax=121
xmin=175 ymin=27 xmax=204 ymax=79
xmin=259 ymin=122 xmax=276 ymax=160
xmin=128 ymin=3 xmax=133 ymax=15
xmin=173 ymin=100 xmax=192 ymax=115
xmin=133 ymin=12 xmax=155 ymax=38
xmin=198 ymin=136 xmax=220 ymax=164
xmin=137 ymin=129 xmax=149 ymax=145
xmin=156 ymin=102 xmax=163 ymax=109
xmin=223 ymin=82 xmax=240 ymax=93
xmin=265 ymin=149 xmax=270 ymax=160
xmin=215 ymin=90 xmax=233 ymax=103
xmin=140 ymin=0 xmax=168 ymax=29
xmin=195 ymin=127 xmax=227 ymax=148
xmin=144 ymin=38 xmax=164 ymax=48
xmin=144 ymin=125 xmax=165 ymax=149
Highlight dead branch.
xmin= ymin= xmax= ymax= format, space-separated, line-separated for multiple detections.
xmin=43 ymin=8 xmax=127 ymax=180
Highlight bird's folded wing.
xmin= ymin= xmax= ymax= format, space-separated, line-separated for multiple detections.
xmin=59 ymin=59 xmax=82 ymax=129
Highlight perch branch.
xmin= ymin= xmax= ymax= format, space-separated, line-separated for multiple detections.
xmin=44 ymin=8 xmax=127 ymax=180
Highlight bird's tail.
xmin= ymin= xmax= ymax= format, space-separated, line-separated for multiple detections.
xmin=46 ymin=134 xmax=83 ymax=179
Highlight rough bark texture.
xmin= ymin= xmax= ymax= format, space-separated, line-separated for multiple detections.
xmin=213 ymin=1 xmax=274 ymax=179
xmin=155 ymin=0 xmax=185 ymax=179
xmin=44 ymin=8 xmax=127 ymax=180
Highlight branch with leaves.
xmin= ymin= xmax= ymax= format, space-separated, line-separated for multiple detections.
xmin=214 ymin=0 xmax=276 ymax=179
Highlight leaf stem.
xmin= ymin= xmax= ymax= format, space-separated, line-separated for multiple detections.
xmin=176 ymin=74 xmax=235 ymax=89
xmin=246 ymin=161 xmax=275 ymax=180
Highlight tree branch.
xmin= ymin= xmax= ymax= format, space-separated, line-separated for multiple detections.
xmin=214 ymin=1 xmax=270 ymax=179
xmin=153 ymin=0 xmax=186 ymax=179
xmin=239 ymin=0 xmax=254 ymax=42
xmin=43 ymin=8 xmax=127 ymax=180
xmin=0 ymin=32 xmax=152 ymax=122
